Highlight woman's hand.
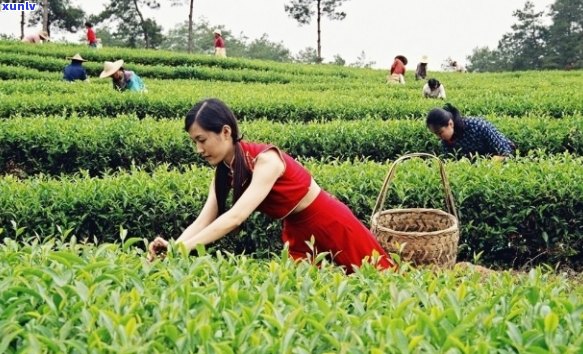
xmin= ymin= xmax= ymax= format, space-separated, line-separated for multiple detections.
xmin=148 ymin=236 xmax=169 ymax=262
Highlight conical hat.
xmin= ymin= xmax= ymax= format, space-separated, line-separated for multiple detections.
xmin=99 ymin=60 xmax=124 ymax=78
xmin=67 ymin=53 xmax=86 ymax=62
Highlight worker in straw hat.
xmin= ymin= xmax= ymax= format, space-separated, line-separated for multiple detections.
xmin=22 ymin=30 xmax=49 ymax=44
xmin=213 ymin=29 xmax=226 ymax=58
xmin=416 ymin=55 xmax=429 ymax=81
xmin=387 ymin=55 xmax=407 ymax=84
xmin=63 ymin=54 xmax=88 ymax=82
xmin=99 ymin=59 xmax=146 ymax=92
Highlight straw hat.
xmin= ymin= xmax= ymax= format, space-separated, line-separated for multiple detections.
xmin=420 ymin=55 xmax=429 ymax=64
xmin=99 ymin=59 xmax=124 ymax=78
xmin=213 ymin=29 xmax=222 ymax=36
xmin=67 ymin=53 xmax=86 ymax=62
xmin=38 ymin=31 xmax=49 ymax=40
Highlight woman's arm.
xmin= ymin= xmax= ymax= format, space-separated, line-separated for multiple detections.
xmin=481 ymin=120 xmax=514 ymax=156
xmin=177 ymin=149 xmax=284 ymax=252
xmin=422 ymin=84 xmax=430 ymax=98
xmin=175 ymin=178 xmax=219 ymax=244
xmin=438 ymin=85 xmax=446 ymax=99
xmin=149 ymin=178 xmax=220 ymax=260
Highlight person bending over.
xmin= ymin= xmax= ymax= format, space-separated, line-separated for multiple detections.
xmin=426 ymin=103 xmax=516 ymax=160
xmin=148 ymin=98 xmax=395 ymax=274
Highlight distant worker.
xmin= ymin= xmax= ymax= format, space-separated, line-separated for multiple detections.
xmin=415 ymin=56 xmax=428 ymax=80
xmin=450 ymin=59 xmax=467 ymax=73
xmin=213 ymin=29 xmax=226 ymax=58
xmin=426 ymin=103 xmax=516 ymax=159
xmin=423 ymin=78 xmax=446 ymax=99
xmin=85 ymin=22 xmax=97 ymax=48
xmin=22 ymin=30 xmax=49 ymax=44
xmin=99 ymin=60 xmax=146 ymax=92
xmin=387 ymin=55 xmax=407 ymax=84
xmin=63 ymin=54 xmax=88 ymax=82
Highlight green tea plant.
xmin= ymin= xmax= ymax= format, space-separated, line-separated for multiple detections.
xmin=1 ymin=157 xmax=581 ymax=268
xmin=0 ymin=237 xmax=581 ymax=353
xmin=1 ymin=115 xmax=582 ymax=176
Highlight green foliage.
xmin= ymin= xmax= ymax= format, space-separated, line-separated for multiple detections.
xmin=1 ymin=115 xmax=582 ymax=176
xmin=0 ymin=52 xmax=294 ymax=84
xmin=0 ymin=238 xmax=581 ymax=352
xmin=1 ymin=157 xmax=582 ymax=268
xmin=498 ymin=1 xmax=548 ymax=71
xmin=95 ymin=0 xmax=163 ymax=49
xmin=294 ymin=46 xmax=320 ymax=64
xmin=0 ymin=40 xmax=362 ymax=78
xmin=0 ymin=64 xmax=59 ymax=80
xmin=27 ymin=0 xmax=85 ymax=36
xmin=1 ymin=18 xmax=582 ymax=352
xmin=466 ymin=46 xmax=509 ymax=73
xmin=330 ymin=54 xmax=346 ymax=66
xmin=160 ymin=20 xmax=293 ymax=62
xmin=467 ymin=0 xmax=583 ymax=72
xmin=92 ymin=26 xmax=127 ymax=48
xmin=245 ymin=34 xmax=292 ymax=62
xmin=350 ymin=50 xmax=376 ymax=68
xmin=545 ymin=0 xmax=583 ymax=69
xmin=1 ymin=52 xmax=582 ymax=120
xmin=0 ymin=37 xmax=582 ymax=272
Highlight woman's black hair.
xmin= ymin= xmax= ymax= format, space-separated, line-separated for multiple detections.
xmin=185 ymin=98 xmax=250 ymax=216
xmin=428 ymin=78 xmax=440 ymax=90
xmin=426 ymin=103 xmax=466 ymax=139
xmin=85 ymin=22 xmax=92 ymax=27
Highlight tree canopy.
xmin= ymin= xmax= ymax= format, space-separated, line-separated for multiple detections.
xmin=95 ymin=0 xmax=163 ymax=49
xmin=467 ymin=0 xmax=582 ymax=72
xmin=27 ymin=0 xmax=85 ymax=37
xmin=285 ymin=0 xmax=349 ymax=63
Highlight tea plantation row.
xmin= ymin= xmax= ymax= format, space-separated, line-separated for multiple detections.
xmin=1 ymin=157 xmax=581 ymax=268
xmin=1 ymin=115 xmax=582 ymax=176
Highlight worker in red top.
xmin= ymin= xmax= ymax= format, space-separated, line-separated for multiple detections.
xmin=387 ymin=55 xmax=407 ymax=84
xmin=213 ymin=29 xmax=226 ymax=58
xmin=85 ymin=22 xmax=97 ymax=47
xmin=148 ymin=98 xmax=395 ymax=274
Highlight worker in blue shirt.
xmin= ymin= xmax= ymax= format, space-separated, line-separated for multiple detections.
xmin=426 ymin=103 xmax=516 ymax=159
xmin=63 ymin=54 xmax=88 ymax=82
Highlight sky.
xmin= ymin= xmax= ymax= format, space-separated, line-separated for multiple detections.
xmin=0 ymin=0 xmax=556 ymax=70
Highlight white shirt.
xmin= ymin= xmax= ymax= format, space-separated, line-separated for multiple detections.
xmin=423 ymin=83 xmax=446 ymax=99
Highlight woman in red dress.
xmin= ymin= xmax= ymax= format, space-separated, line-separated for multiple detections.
xmin=148 ymin=98 xmax=394 ymax=273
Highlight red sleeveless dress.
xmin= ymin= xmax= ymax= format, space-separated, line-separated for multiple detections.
xmin=240 ymin=141 xmax=394 ymax=273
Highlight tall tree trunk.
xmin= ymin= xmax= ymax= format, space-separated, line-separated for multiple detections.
xmin=20 ymin=11 xmax=25 ymax=39
xmin=42 ymin=0 xmax=49 ymax=33
xmin=132 ymin=0 xmax=149 ymax=48
xmin=187 ymin=0 xmax=194 ymax=53
xmin=316 ymin=0 xmax=321 ymax=63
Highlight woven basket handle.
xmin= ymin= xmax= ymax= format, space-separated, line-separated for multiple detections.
xmin=371 ymin=153 xmax=458 ymax=224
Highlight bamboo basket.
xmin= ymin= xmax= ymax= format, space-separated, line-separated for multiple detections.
xmin=370 ymin=153 xmax=460 ymax=268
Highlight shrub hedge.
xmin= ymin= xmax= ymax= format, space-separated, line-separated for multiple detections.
xmin=1 ymin=77 xmax=582 ymax=119
xmin=1 ymin=115 xmax=582 ymax=176
xmin=1 ymin=157 xmax=581 ymax=268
